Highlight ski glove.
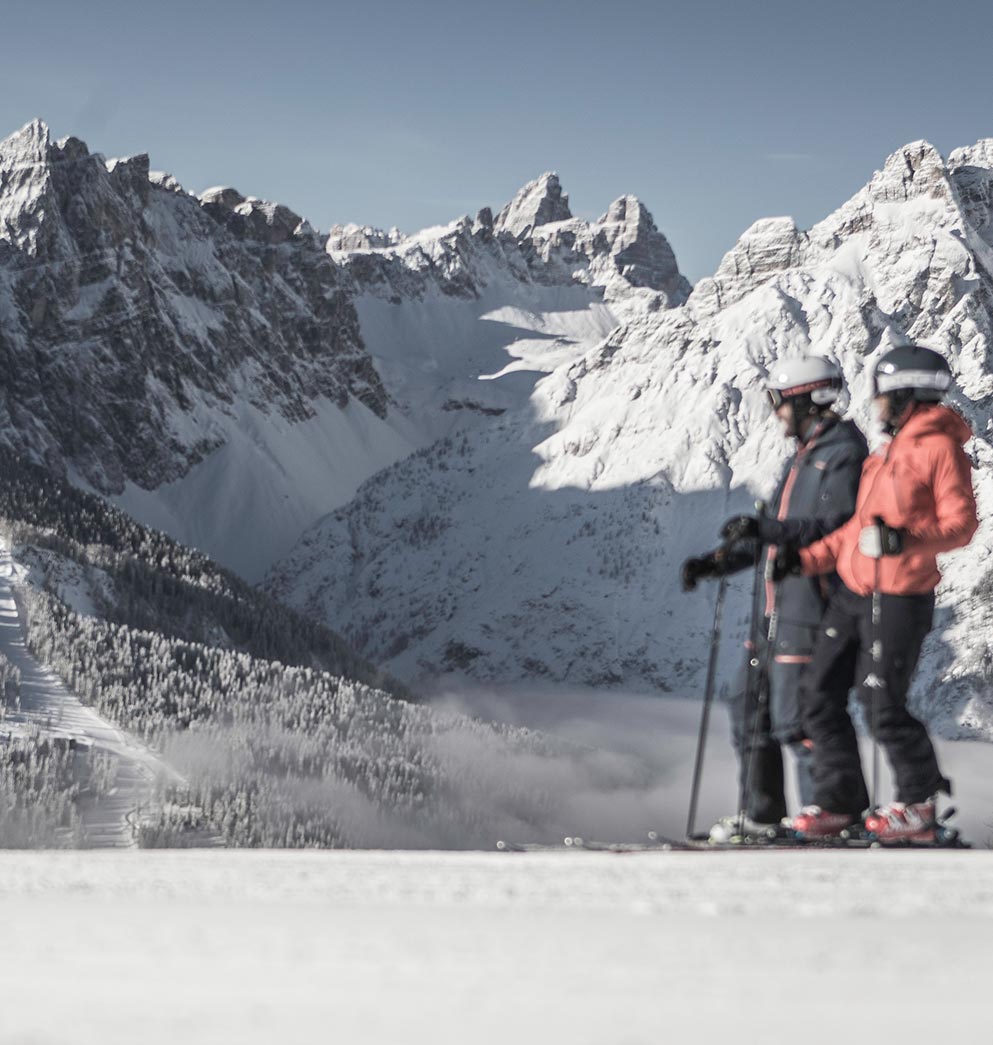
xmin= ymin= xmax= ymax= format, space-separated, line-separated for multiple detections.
xmin=719 ymin=515 xmax=784 ymax=545
xmin=858 ymin=520 xmax=904 ymax=559
xmin=771 ymin=543 xmax=802 ymax=581
xmin=680 ymin=552 xmax=722 ymax=592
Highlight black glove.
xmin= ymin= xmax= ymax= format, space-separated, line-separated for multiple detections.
xmin=771 ymin=543 xmax=801 ymax=582
xmin=858 ymin=520 xmax=904 ymax=558
xmin=720 ymin=515 xmax=759 ymax=542
xmin=680 ymin=551 xmax=722 ymax=593
xmin=720 ymin=515 xmax=785 ymax=545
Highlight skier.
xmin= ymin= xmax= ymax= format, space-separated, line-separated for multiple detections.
xmin=681 ymin=356 xmax=867 ymax=841
xmin=776 ymin=345 xmax=978 ymax=843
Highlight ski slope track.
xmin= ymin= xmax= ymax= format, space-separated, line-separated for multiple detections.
xmin=0 ymin=543 xmax=177 ymax=846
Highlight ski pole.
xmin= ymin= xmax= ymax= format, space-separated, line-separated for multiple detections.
xmin=686 ymin=567 xmax=729 ymax=840
xmin=739 ymin=502 xmax=773 ymax=838
xmin=868 ymin=517 xmax=885 ymax=813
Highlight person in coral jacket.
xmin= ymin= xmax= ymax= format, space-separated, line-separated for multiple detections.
xmin=776 ymin=345 xmax=979 ymax=843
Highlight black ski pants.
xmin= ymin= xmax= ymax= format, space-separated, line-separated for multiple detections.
xmin=729 ymin=621 xmax=816 ymax=824
xmin=801 ymin=584 xmax=950 ymax=817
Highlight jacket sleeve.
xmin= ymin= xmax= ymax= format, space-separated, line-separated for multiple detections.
xmin=771 ymin=448 xmax=865 ymax=548
xmin=904 ymin=440 xmax=979 ymax=554
xmin=798 ymin=513 xmax=859 ymax=576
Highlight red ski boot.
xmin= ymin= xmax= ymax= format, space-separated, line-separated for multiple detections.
xmin=790 ymin=806 xmax=854 ymax=839
xmin=863 ymin=800 xmax=936 ymax=844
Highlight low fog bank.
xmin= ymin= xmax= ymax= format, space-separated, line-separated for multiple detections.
xmin=433 ymin=684 xmax=993 ymax=847
xmin=431 ymin=685 xmax=744 ymax=843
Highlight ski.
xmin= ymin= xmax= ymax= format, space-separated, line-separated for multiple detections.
xmin=496 ymin=820 xmax=970 ymax=853
xmin=495 ymin=836 xmax=668 ymax=854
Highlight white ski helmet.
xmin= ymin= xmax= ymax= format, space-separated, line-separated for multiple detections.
xmin=765 ymin=356 xmax=844 ymax=409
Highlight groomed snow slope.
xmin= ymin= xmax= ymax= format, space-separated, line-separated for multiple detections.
xmin=0 ymin=849 xmax=990 ymax=1045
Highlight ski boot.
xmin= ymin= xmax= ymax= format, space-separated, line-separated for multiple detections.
xmin=708 ymin=814 xmax=779 ymax=844
xmin=863 ymin=800 xmax=936 ymax=845
xmin=790 ymin=805 xmax=855 ymax=839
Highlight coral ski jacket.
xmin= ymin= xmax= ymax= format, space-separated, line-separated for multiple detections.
xmin=799 ymin=404 xmax=978 ymax=596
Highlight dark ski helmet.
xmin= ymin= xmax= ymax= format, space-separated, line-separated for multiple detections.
xmin=872 ymin=345 xmax=952 ymax=403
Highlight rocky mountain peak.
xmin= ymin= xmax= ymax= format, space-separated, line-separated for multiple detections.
xmin=706 ymin=216 xmax=804 ymax=298
xmin=945 ymin=140 xmax=993 ymax=250
xmin=866 ymin=140 xmax=951 ymax=206
xmin=0 ymin=119 xmax=56 ymax=255
xmin=199 ymin=188 xmax=313 ymax=246
xmin=1 ymin=117 xmax=49 ymax=158
xmin=591 ymin=195 xmax=690 ymax=297
xmin=948 ymin=138 xmax=993 ymax=171
xmin=494 ymin=172 xmax=571 ymax=236
xmin=199 ymin=185 xmax=246 ymax=209
xmin=327 ymin=223 xmax=405 ymax=252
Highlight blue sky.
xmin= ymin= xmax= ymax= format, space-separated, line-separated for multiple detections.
xmin=3 ymin=0 xmax=993 ymax=280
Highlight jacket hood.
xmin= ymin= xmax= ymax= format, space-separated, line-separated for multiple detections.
xmin=897 ymin=403 xmax=973 ymax=446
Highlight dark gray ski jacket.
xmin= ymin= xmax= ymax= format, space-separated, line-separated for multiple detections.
xmin=727 ymin=416 xmax=868 ymax=629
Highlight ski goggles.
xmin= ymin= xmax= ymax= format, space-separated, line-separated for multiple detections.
xmin=766 ymin=379 xmax=837 ymax=410
xmin=873 ymin=369 xmax=952 ymax=396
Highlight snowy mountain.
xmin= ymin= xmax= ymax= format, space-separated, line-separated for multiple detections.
xmin=0 ymin=123 xmax=686 ymax=579
xmin=271 ymin=141 xmax=993 ymax=739
xmin=0 ymin=119 xmax=402 ymax=578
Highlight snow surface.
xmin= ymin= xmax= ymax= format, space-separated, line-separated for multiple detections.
xmin=0 ymin=847 xmax=991 ymax=1045
xmin=355 ymin=280 xmax=621 ymax=439
xmin=114 ymin=394 xmax=418 ymax=581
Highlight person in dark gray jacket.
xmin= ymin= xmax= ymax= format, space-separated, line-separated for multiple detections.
xmin=681 ymin=356 xmax=867 ymax=841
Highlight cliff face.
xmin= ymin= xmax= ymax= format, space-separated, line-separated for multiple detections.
xmin=0 ymin=119 xmax=384 ymax=497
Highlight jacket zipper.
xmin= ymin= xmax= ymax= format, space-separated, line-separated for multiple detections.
xmin=850 ymin=425 xmax=900 ymax=591
xmin=766 ymin=420 xmax=828 ymax=616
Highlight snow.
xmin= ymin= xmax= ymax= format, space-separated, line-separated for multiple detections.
xmin=355 ymin=281 xmax=621 ymax=440
xmin=0 ymin=847 xmax=990 ymax=1044
xmin=114 ymin=394 xmax=418 ymax=581
xmin=61 ymin=276 xmax=116 ymax=322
